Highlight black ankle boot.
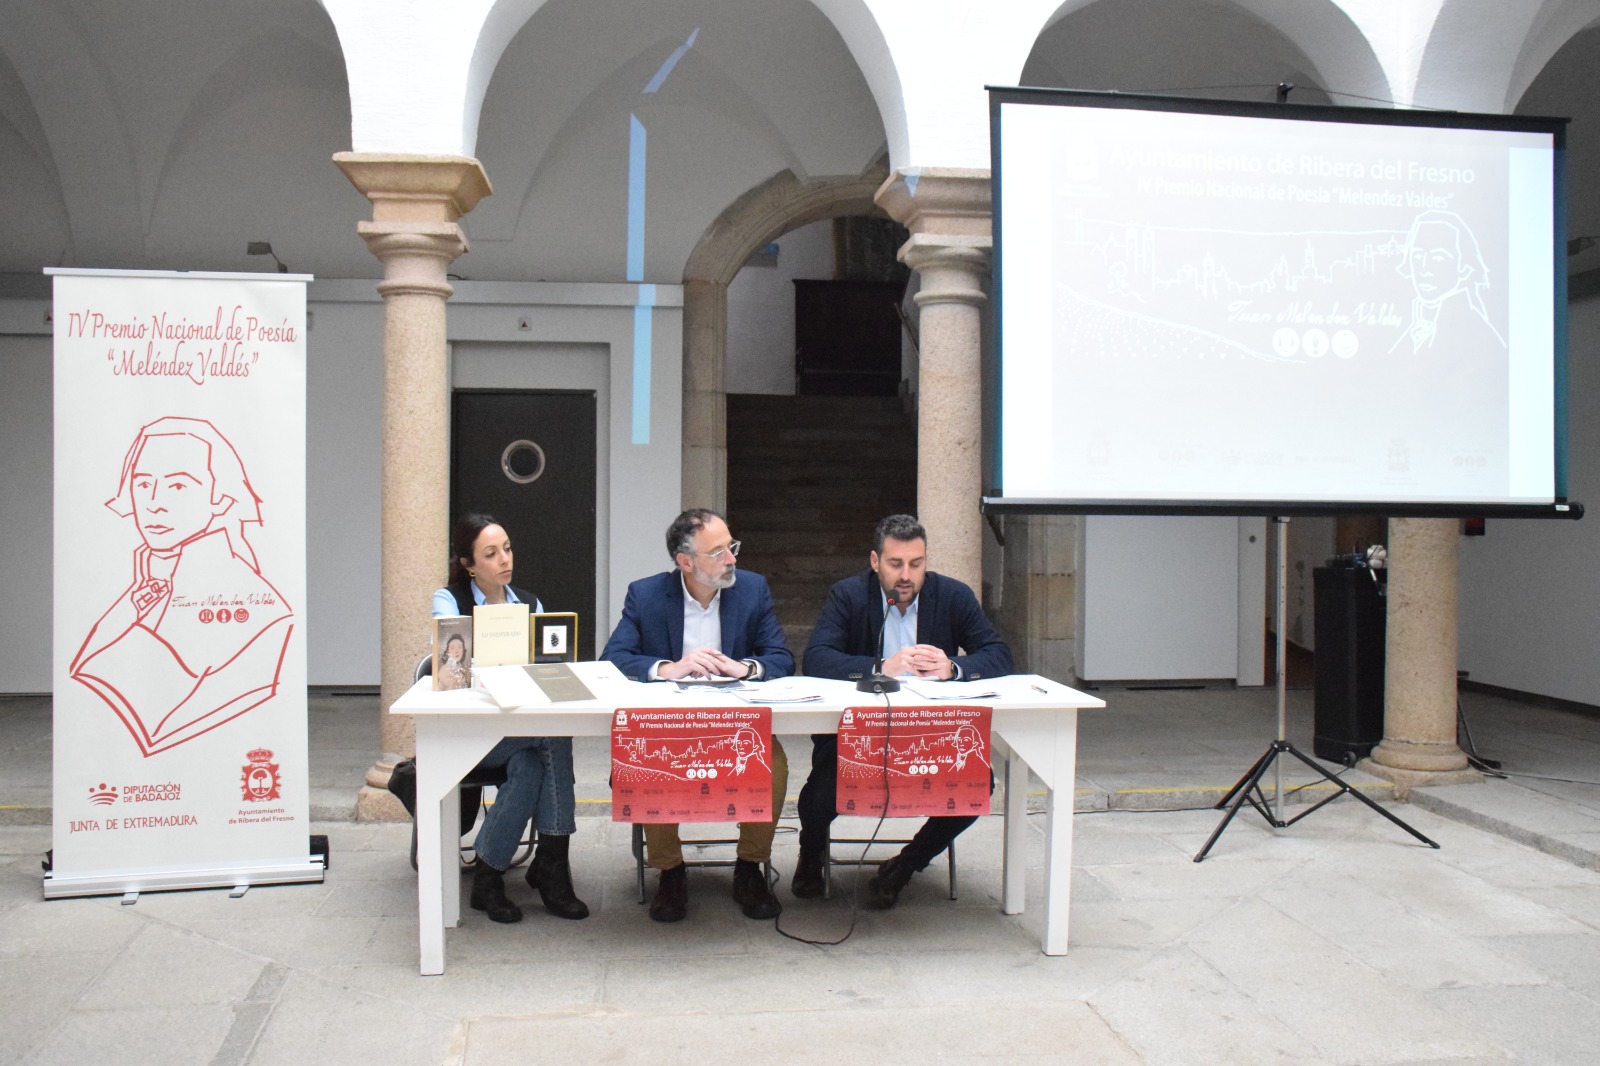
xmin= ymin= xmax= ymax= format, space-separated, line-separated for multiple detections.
xmin=527 ymin=834 xmax=589 ymax=920
xmin=470 ymin=862 xmax=522 ymax=923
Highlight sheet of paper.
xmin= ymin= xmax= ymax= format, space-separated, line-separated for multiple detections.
xmin=733 ymin=678 xmax=825 ymax=704
xmin=902 ymin=679 xmax=1000 ymax=701
xmin=473 ymin=664 xmax=552 ymax=710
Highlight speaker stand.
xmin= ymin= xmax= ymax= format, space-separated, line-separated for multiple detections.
xmin=1193 ymin=517 xmax=1439 ymax=862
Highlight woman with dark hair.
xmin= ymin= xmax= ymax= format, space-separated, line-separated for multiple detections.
xmin=428 ymin=513 xmax=587 ymax=924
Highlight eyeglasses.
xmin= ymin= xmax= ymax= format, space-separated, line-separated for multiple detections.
xmin=696 ymin=540 xmax=741 ymax=561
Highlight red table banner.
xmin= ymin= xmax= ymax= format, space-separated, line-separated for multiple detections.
xmin=610 ymin=706 xmax=774 ymax=823
xmin=836 ymin=705 xmax=993 ymax=819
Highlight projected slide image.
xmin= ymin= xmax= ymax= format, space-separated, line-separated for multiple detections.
xmin=1000 ymin=102 xmax=1554 ymax=504
xmin=1055 ymin=212 xmax=1505 ymax=366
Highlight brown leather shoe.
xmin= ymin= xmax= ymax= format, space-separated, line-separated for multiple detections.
xmin=866 ymin=854 xmax=914 ymax=909
xmin=649 ymin=863 xmax=688 ymax=922
xmin=791 ymin=848 xmax=824 ymax=899
xmin=732 ymin=858 xmax=781 ymax=919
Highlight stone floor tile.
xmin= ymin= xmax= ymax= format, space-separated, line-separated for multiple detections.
xmin=1257 ymin=869 xmax=1550 ymax=990
xmin=1089 ymin=946 xmax=1333 ymax=1066
xmin=23 ymin=1005 xmax=235 ymax=1066
xmin=461 ymin=1001 xmax=1140 ymax=1066
xmin=83 ymin=924 xmax=266 ymax=1009
xmin=243 ymin=970 xmax=459 ymax=1066
xmin=1183 ymin=899 xmax=1511 ymax=1064
xmin=1428 ymin=983 xmax=1600 ymax=1066
xmin=599 ymin=949 xmax=915 ymax=1014
xmin=0 ymin=953 xmax=109 ymax=1063
xmin=0 ymin=894 xmax=143 ymax=958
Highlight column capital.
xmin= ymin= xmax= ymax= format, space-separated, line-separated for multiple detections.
xmin=874 ymin=167 xmax=991 ymax=238
xmin=355 ymin=220 xmax=467 ymax=299
xmin=334 ymin=152 xmax=492 ymax=224
xmin=902 ymin=233 xmax=991 ymax=308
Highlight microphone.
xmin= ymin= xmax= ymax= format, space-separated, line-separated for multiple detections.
xmin=856 ymin=587 xmax=905 ymax=694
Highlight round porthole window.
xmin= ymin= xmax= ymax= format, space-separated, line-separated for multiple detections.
xmin=501 ymin=439 xmax=546 ymax=484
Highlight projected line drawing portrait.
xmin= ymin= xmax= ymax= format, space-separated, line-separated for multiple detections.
xmin=1389 ymin=209 xmax=1506 ymax=356
xmin=69 ymin=416 xmax=294 ymax=758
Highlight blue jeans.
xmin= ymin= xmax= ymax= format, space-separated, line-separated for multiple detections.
xmin=472 ymin=736 xmax=576 ymax=871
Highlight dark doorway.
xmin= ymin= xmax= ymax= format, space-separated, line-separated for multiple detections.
xmin=793 ymin=279 xmax=904 ymax=395
xmin=451 ymin=389 xmax=597 ymax=657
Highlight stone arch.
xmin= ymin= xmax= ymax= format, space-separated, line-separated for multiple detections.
xmin=1504 ymin=0 xmax=1600 ymax=112
xmin=1026 ymin=0 xmax=1390 ymax=106
xmin=801 ymin=1 xmax=908 ymax=169
xmin=680 ymin=160 xmax=891 ymax=509
xmin=1414 ymin=0 xmax=1600 ymax=112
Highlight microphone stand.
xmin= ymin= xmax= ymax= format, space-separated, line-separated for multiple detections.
xmin=856 ymin=590 xmax=903 ymax=694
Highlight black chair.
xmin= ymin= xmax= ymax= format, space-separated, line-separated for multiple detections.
xmin=393 ymin=655 xmax=533 ymax=871
xmin=630 ymin=823 xmax=773 ymax=903
xmin=823 ymin=833 xmax=956 ymax=900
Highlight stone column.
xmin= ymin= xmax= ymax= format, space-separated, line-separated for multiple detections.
xmin=681 ymin=279 xmax=728 ymax=512
xmin=333 ymin=153 xmax=492 ymax=820
xmin=876 ymin=169 xmax=991 ymax=594
xmin=1361 ymin=517 xmax=1478 ymax=787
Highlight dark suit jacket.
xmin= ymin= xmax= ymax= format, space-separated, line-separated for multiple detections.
xmin=802 ymin=568 xmax=1012 ymax=682
xmin=601 ymin=569 xmax=794 ymax=682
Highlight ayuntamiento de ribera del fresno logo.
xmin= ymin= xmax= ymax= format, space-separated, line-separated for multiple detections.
xmin=241 ymin=748 xmax=281 ymax=801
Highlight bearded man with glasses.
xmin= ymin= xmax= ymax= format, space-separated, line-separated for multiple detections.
xmin=601 ymin=508 xmax=794 ymax=922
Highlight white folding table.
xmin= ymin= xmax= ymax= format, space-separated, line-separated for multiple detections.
xmin=391 ymin=662 xmax=1105 ymax=975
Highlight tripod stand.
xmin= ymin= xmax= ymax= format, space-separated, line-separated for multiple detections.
xmin=1193 ymin=518 xmax=1439 ymax=862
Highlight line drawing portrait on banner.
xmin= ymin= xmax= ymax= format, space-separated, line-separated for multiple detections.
xmin=612 ymin=727 xmax=769 ymax=781
xmin=731 ymin=726 xmax=769 ymax=776
xmin=69 ymin=416 xmax=294 ymax=757
xmin=951 ymin=722 xmax=990 ymax=771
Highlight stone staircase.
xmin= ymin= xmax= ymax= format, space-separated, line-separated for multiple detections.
xmin=725 ymin=393 xmax=916 ymax=667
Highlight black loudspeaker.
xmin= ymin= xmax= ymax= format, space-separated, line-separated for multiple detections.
xmin=1312 ymin=566 xmax=1387 ymax=763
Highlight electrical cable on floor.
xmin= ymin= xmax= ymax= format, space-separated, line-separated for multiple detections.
xmin=1482 ymin=767 xmax=1600 ymax=787
xmin=1045 ymin=751 xmax=1366 ymax=818
xmin=774 ymin=688 xmax=894 ymax=946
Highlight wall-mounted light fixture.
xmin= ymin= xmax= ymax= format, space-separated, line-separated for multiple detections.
xmin=246 ymin=241 xmax=288 ymax=273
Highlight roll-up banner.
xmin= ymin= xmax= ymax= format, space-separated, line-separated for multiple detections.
xmin=45 ymin=269 xmax=322 ymax=898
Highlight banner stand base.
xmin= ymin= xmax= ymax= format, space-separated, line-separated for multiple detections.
xmin=42 ymin=860 xmax=325 ymax=900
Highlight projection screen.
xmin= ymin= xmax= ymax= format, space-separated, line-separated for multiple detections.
xmin=987 ymin=88 xmax=1575 ymax=517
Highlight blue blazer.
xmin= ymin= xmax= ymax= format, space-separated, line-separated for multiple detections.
xmin=803 ymin=568 xmax=1013 ymax=682
xmin=601 ymin=569 xmax=794 ymax=682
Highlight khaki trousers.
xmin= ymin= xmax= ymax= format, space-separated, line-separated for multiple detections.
xmin=643 ymin=740 xmax=788 ymax=869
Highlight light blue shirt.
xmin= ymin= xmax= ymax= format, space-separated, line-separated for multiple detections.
xmin=881 ymin=595 xmax=918 ymax=668
xmin=881 ymin=592 xmax=961 ymax=679
xmin=430 ymin=581 xmax=542 ymax=618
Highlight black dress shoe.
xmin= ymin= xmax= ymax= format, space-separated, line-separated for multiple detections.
xmin=791 ymin=848 xmax=824 ymax=899
xmin=527 ymin=834 xmax=589 ymax=920
xmin=469 ymin=862 xmax=522 ymax=924
xmin=732 ymin=858 xmax=782 ymax=919
xmin=866 ymin=854 xmax=914 ymax=909
xmin=649 ymin=863 xmax=688 ymax=922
